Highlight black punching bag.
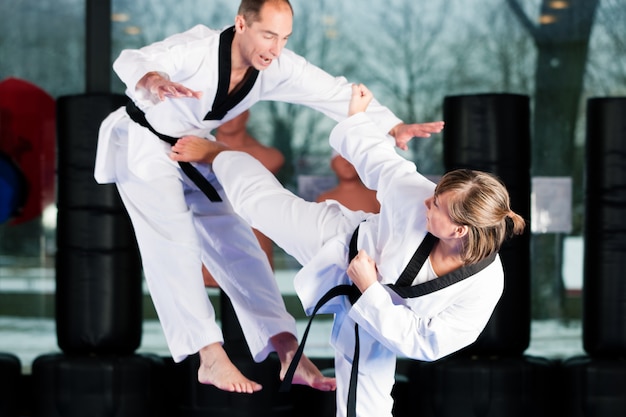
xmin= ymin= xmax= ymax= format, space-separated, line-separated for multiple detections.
xmin=32 ymin=353 xmax=168 ymax=417
xmin=583 ymin=97 xmax=626 ymax=356
xmin=0 ymin=353 xmax=20 ymax=417
xmin=407 ymin=355 xmax=560 ymax=417
xmin=443 ymin=94 xmax=531 ymax=355
xmin=55 ymin=94 xmax=142 ymax=354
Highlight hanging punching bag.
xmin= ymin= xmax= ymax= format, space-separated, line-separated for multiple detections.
xmin=583 ymin=97 xmax=626 ymax=356
xmin=442 ymin=93 xmax=531 ymax=356
xmin=55 ymin=93 xmax=142 ymax=354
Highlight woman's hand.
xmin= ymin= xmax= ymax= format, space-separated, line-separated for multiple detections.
xmin=347 ymin=249 xmax=379 ymax=293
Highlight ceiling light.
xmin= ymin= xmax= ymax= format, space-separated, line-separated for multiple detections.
xmin=549 ymin=1 xmax=569 ymax=10
xmin=111 ymin=13 xmax=130 ymax=22
xmin=539 ymin=14 xmax=558 ymax=24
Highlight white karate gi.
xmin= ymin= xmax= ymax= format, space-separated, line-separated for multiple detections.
xmin=94 ymin=24 xmax=402 ymax=363
xmin=213 ymin=112 xmax=505 ymax=417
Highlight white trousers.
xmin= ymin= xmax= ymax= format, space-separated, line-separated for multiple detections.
xmin=111 ymin=131 xmax=296 ymax=363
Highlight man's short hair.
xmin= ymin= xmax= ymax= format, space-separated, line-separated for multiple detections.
xmin=238 ymin=0 xmax=293 ymax=24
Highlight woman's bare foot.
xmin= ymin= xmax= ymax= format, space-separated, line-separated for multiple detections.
xmin=170 ymin=135 xmax=229 ymax=163
xmin=271 ymin=332 xmax=337 ymax=392
xmin=198 ymin=343 xmax=262 ymax=393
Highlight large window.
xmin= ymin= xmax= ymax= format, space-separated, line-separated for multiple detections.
xmin=0 ymin=0 xmax=85 ymax=369
xmin=1 ymin=0 xmax=625 ymax=370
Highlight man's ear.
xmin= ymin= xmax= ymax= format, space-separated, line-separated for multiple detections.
xmin=234 ymin=14 xmax=246 ymax=32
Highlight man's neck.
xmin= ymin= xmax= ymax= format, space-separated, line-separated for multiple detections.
xmin=229 ymin=33 xmax=249 ymax=74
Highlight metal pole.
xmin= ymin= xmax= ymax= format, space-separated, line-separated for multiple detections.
xmin=85 ymin=0 xmax=111 ymax=93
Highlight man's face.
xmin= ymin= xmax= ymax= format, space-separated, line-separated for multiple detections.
xmin=235 ymin=2 xmax=293 ymax=70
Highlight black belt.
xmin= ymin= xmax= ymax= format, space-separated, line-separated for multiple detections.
xmin=280 ymin=227 xmax=362 ymax=417
xmin=125 ymin=101 xmax=222 ymax=202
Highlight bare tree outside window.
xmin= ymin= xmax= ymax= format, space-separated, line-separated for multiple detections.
xmin=585 ymin=0 xmax=626 ymax=96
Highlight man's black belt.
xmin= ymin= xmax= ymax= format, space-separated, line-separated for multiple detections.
xmin=125 ymin=100 xmax=222 ymax=202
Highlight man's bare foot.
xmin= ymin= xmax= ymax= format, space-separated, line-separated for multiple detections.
xmin=170 ymin=135 xmax=229 ymax=163
xmin=198 ymin=343 xmax=262 ymax=393
xmin=271 ymin=332 xmax=337 ymax=392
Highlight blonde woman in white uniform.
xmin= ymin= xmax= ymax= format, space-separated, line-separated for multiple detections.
xmin=170 ymin=84 xmax=526 ymax=417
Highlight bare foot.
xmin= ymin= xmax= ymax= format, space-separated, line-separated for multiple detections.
xmin=271 ymin=332 xmax=337 ymax=392
xmin=198 ymin=343 xmax=262 ymax=393
xmin=170 ymin=136 xmax=229 ymax=163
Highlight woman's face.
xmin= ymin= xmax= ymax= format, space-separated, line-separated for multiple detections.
xmin=424 ymin=191 xmax=462 ymax=239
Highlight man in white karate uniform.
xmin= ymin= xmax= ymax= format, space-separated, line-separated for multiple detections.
xmin=95 ymin=0 xmax=442 ymax=393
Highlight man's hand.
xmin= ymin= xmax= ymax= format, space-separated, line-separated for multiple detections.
xmin=137 ymin=71 xmax=203 ymax=102
xmin=390 ymin=121 xmax=445 ymax=151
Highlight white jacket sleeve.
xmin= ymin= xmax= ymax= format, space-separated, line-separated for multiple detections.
xmin=348 ymin=267 xmax=503 ymax=361
xmin=113 ymin=25 xmax=217 ymax=104
xmin=260 ymin=49 xmax=403 ymax=134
